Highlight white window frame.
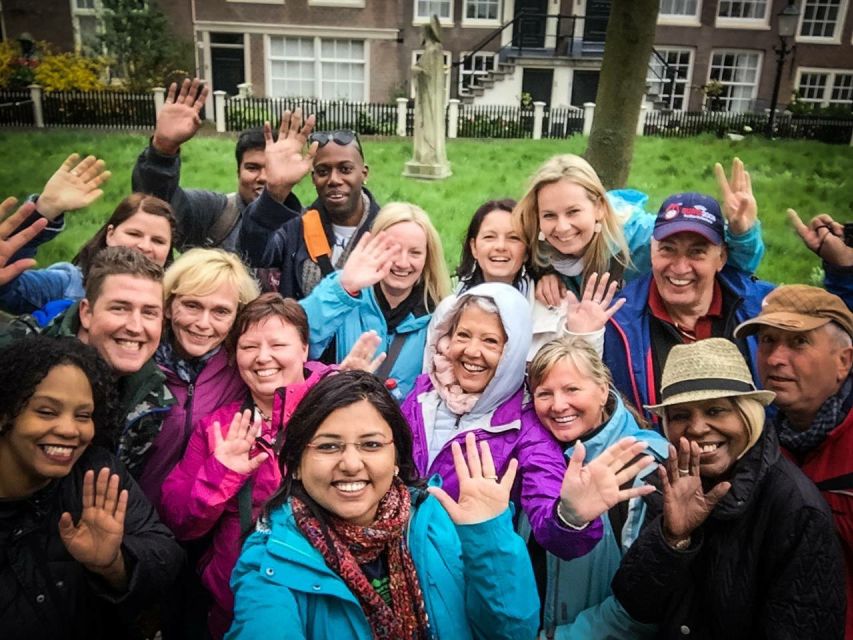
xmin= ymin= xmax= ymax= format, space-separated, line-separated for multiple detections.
xmin=462 ymin=0 xmax=501 ymax=27
xmin=796 ymin=0 xmax=849 ymax=44
xmin=308 ymin=0 xmax=365 ymax=6
xmin=706 ymin=49 xmax=763 ymax=113
xmin=647 ymin=46 xmax=694 ymax=112
xmin=266 ymin=35 xmax=369 ymax=101
xmin=715 ymin=0 xmax=770 ymax=29
xmin=657 ymin=0 xmax=702 ymax=26
xmin=458 ymin=50 xmax=499 ymax=94
xmin=227 ymin=0 xmax=284 ymax=4
xmin=795 ymin=67 xmax=853 ymax=107
xmin=414 ymin=0 xmax=454 ymax=26
xmin=70 ymin=0 xmax=102 ymax=53
xmin=410 ymin=50 xmax=451 ymax=101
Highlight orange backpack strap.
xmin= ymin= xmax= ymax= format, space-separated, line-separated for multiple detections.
xmin=302 ymin=209 xmax=335 ymax=275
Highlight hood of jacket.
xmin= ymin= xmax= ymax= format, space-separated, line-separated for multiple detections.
xmin=426 ymin=282 xmax=531 ymax=418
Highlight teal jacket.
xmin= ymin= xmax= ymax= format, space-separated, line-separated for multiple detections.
xmin=540 ymin=392 xmax=669 ymax=640
xmin=300 ymin=271 xmax=432 ymax=399
xmin=227 ymin=488 xmax=540 ymax=640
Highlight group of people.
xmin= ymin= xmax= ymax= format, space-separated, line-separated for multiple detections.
xmin=0 ymin=77 xmax=850 ymax=640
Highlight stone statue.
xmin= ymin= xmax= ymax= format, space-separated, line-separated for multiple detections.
xmin=404 ymin=15 xmax=452 ymax=179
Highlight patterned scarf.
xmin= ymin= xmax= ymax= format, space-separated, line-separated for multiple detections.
xmin=776 ymin=376 xmax=852 ymax=456
xmin=291 ymin=479 xmax=431 ymax=640
xmin=155 ymin=332 xmax=220 ymax=384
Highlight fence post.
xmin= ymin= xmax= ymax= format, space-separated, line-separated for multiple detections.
xmin=448 ymin=99 xmax=460 ymax=139
xmin=152 ymin=87 xmax=165 ymax=116
xmin=532 ymin=101 xmax=545 ymax=140
xmin=28 ymin=84 xmax=44 ymax=128
xmin=396 ymin=97 xmax=408 ymax=137
xmin=214 ymin=90 xmax=227 ymax=133
xmin=583 ymin=102 xmax=595 ymax=136
xmin=237 ymin=82 xmax=252 ymax=99
xmin=636 ymin=105 xmax=647 ymax=136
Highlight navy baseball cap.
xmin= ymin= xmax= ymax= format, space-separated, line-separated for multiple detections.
xmin=653 ymin=193 xmax=724 ymax=245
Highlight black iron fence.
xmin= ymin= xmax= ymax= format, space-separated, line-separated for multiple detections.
xmin=224 ymin=97 xmax=400 ymax=135
xmin=543 ymin=107 xmax=585 ymax=138
xmin=0 ymin=90 xmax=35 ymax=126
xmin=644 ymin=110 xmax=853 ymax=144
xmin=457 ymin=104 xmax=535 ymax=138
xmin=40 ymin=91 xmax=155 ymax=128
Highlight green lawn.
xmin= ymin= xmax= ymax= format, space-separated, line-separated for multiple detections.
xmin=1 ymin=128 xmax=851 ymax=285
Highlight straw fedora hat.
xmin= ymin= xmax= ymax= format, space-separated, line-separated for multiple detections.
xmin=645 ymin=338 xmax=775 ymax=416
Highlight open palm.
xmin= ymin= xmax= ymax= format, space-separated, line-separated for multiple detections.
xmin=563 ymin=271 xmax=625 ymax=334
xmin=59 ymin=468 xmax=127 ymax=569
xmin=153 ymin=78 xmax=209 ymax=153
xmin=212 ymin=409 xmax=268 ymax=475
xmin=263 ymin=108 xmax=318 ymax=194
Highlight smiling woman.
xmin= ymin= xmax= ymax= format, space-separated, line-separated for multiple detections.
xmin=0 ymin=335 xmax=183 ymax=639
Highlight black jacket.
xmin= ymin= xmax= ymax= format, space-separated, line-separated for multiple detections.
xmin=612 ymin=427 xmax=846 ymax=640
xmin=0 ymin=447 xmax=184 ymax=640
xmin=238 ymin=187 xmax=381 ymax=299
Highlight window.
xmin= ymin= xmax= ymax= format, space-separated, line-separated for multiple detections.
xmin=465 ymin=0 xmax=499 ymax=21
xmin=647 ymin=48 xmax=693 ymax=110
xmin=717 ymin=0 xmax=767 ymax=19
xmin=659 ymin=0 xmax=698 ymax=16
xmin=269 ymin=37 xmax=365 ymax=101
xmin=708 ymin=50 xmax=761 ymax=112
xmin=70 ymin=0 xmax=101 ymax=53
xmin=798 ymin=0 xmax=846 ymax=40
xmin=459 ymin=51 xmax=497 ymax=93
xmin=797 ymin=69 xmax=853 ymax=108
xmin=416 ymin=0 xmax=452 ymax=22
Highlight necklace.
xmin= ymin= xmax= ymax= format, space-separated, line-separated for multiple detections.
xmin=256 ymin=407 xmax=271 ymax=422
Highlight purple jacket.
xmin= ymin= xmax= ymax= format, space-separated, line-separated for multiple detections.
xmin=140 ymin=348 xmax=247 ymax=509
xmin=402 ymin=373 xmax=603 ymax=562
xmin=159 ymin=361 xmax=334 ymax=639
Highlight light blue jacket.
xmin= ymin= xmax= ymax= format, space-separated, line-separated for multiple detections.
xmin=538 ymin=392 xmax=669 ymax=640
xmin=300 ymin=271 xmax=431 ymax=399
xmin=0 ymin=261 xmax=83 ymax=316
xmin=226 ymin=488 xmax=540 ymax=640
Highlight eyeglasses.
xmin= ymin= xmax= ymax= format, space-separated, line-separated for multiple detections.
xmin=308 ymin=129 xmax=364 ymax=159
xmin=304 ymin=438 xmax=394 ymax=458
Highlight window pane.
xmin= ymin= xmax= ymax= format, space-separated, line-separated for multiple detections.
xmin=417 ymin=0 xmax=451 ymax=19
xmin=718 ymin=0 xmax=767 ymax=19
xmin=709 ymin=51 xmax=760 ymax=112
xmin=660 ymin=0 xmax=697 ymax=16
xmin=647 ymin=49 xmax=692 ymax=110
xmin=799 ymin=0 xmax=841 ymax=38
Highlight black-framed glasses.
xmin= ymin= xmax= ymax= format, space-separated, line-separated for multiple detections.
xmin=308 ymin=129 xmax=363 ymax=159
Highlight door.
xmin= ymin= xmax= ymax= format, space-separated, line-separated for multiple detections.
xmin=583 ymin=0 xmax=611 ymax=43
xmin=513 ymin=0 xmax=548 ymax=49
xmin=211 ymin=33 xmax=245 ymax=96
xmin=522 ymin=68 xmax=553 ymax=105
xmin=571 ymin=70 xmax=599 ymax=107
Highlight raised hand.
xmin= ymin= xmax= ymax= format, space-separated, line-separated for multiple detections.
xmin=535 ymin=273 xmax=566 ymax=308
xmin=557 ymin=437 xmax=655 ymax=526
xmin=263 ymin=108 xmax=318 ymax=201
xmin=714 ymin=157 xmax=757 ymax=235
xmin=59 ymin=468 xmax=128 ymax=587
xmin=563 ymin=271 xmax=625 ymax=334
xmin=0 ymin=198 xmax=47 ymax=286
xmin=340 ymin=330 xmax=387 ymax=373
xmin=212 ymin=409 xmax=269 ymax=475
xmin=338 ymin=231 xmax=401 ymax=294
xmin=152 ymin=78 xmax=209 ymax=155
xmin=661 ymin=438 xmax=730 ymax=542
xmin=429 ymin=432 xmax=518 ymax=525
xmin=36 ymin=153 xmax=111 ymax=221
xmin=788 ymin=209 xmax=853 ymax=268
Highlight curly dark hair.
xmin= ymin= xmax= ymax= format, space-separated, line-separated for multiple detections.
xmin=0 ymin=336 xmax=119 ymax=449
xmin=262 ymin=370 xmax=423 ymax=523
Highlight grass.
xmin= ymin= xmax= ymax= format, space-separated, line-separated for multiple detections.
xmin=1 ymin=128 xmax=851 ymax=285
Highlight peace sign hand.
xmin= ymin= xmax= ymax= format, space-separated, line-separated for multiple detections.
xmin=59 ymin=468 xmax=128 ymax=586
xmin=714 ymin=157 xmax=757 ymax=235
xmin=661 ymin=438 xmax=730 ymax=542
xmin=212 ymin=409 xmax=269 ymax=475
xmin=562 ymin=271 xmax=625 ymax=334
xmin=429 ymin=432 xmax=518 ymax=525
xmin=557 ymin=437 xmax=655 ymax=527
xmin=787 ymin=209 xmax=852 ymax=268
xmin=338 ymin=231 xmax=401 ymax=294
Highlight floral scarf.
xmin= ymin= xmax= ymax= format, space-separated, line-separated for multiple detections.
xmin=291 ymin=479 xmax=431 ymax=640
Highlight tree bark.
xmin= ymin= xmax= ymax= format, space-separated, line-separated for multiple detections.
xmin=585 ymin=0 xmax=659 ymax=189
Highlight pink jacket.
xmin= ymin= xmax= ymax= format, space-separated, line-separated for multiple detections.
xmin=159 ymin=361 xmax=334 ymax=638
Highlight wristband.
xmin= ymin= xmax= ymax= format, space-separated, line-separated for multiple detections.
xmin=556 ymin=501 xmax=589 ymax=530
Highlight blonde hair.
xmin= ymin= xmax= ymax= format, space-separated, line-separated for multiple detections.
xmin=370 ymin=202 xmax=451 ymax=311
xmin=163 ymin=248 xmax=260 ymax=311
xmin=513 ymin=154 xmax=632 ymax=283
xmin=528 ymin=335 xmax=612 ymax=393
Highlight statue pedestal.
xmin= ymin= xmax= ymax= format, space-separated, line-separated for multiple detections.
xmin=402 ymin=159 xmax=452 ymax=180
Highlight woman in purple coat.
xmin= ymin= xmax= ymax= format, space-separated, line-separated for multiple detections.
xmin=401 ymin=282 xmax=655 ymax=560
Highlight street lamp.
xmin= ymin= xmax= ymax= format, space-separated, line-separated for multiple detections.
xmin=766 ymin=2 xmax=800 ymax=138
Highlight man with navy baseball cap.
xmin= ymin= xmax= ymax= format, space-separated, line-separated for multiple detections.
xmin=603 ymin=191 xmax=774 ymax=422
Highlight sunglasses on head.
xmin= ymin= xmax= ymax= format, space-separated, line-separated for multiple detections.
xmin=308 ymin=130 xmax=364 ymax=158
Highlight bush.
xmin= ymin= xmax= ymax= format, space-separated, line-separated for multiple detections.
xmin=34 ymin=50 xmax=107 ymax=92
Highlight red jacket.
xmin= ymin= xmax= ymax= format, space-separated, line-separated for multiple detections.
xmin=783 ymin=404 xmax=853 ymax=639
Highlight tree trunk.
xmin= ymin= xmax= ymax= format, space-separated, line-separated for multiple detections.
xmin=585 ymin=0 xmax=659 ymax=190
